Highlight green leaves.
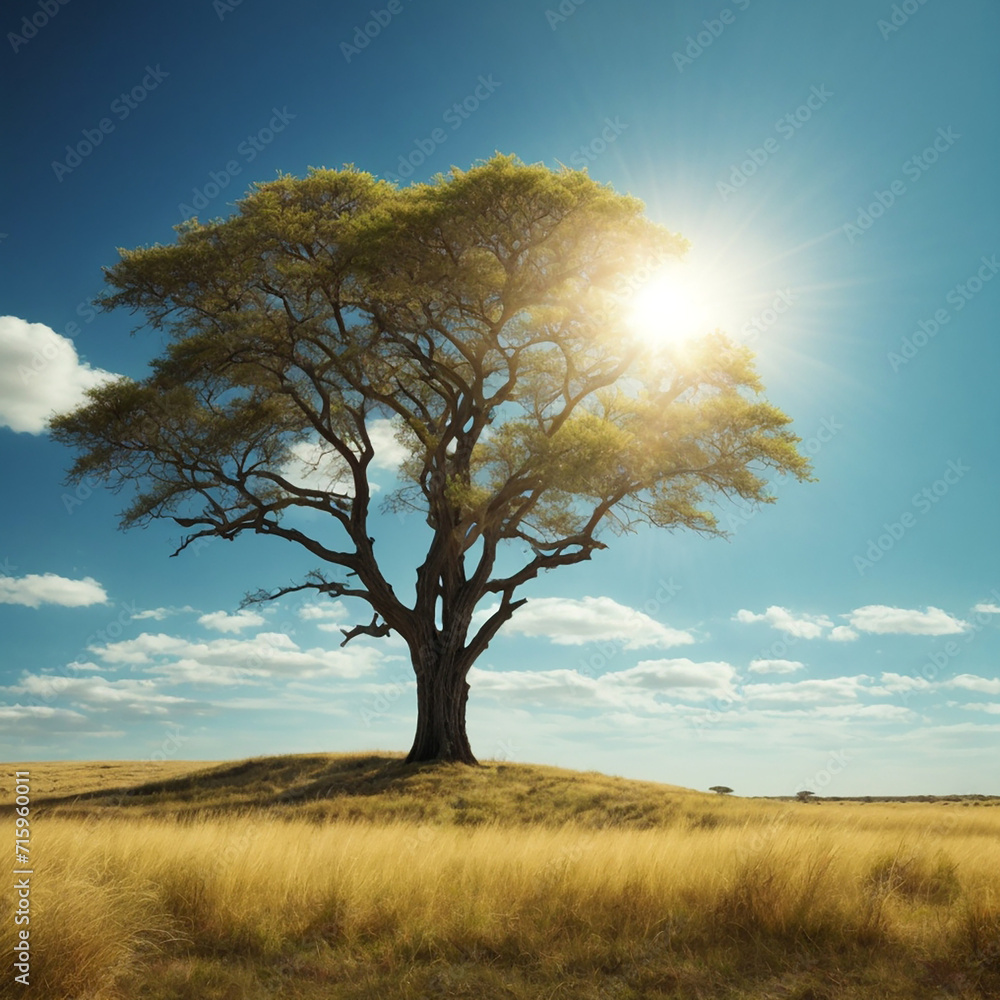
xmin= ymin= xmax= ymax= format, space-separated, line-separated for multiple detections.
xmin=52 ymin=154 xmax=812 ymax=646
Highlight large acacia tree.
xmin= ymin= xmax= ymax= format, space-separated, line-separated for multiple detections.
xmin=52 ymin=155 xmax=811 ymax=765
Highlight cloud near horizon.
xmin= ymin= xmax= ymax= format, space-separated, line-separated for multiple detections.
xmin=735 ymin=604 xmax=968 ymax=639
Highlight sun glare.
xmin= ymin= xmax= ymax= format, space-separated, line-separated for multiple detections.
xmin=627 ymin=264 xmax=713 ymax=346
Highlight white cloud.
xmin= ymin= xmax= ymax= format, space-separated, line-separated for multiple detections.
xmin=748 ymin=659 xmax=805 ymax=675
xmin=198 ymin=609 xmax=267 ymax=633
xmin=0 ymin=316 xmax=119 ymax=434
xmin=299 ymin=601 xmax=349 ymax=621
xmin=806 ymin=703 xmax=914 ymax=721
xmin=132 ymin=606 xmax=194 ymax=621
xmin=948 ymin=674 xmax=1000 ymax=695
xmin=743 ymin=676 xmax=872 ymax=707
xmin=0 ymin=572 xmax=108 ymax=608
xmin=367 ymin=418 xmax=411 ymax=470
xmin=734 ymin=606 xmax=833 ymax=639
xmin=829 ymin=626 xmax=859 ymax=642
xmin=0 ymin=704 xmax=85 ymax=721
xmin=875 ymin=672 xmax=935 ymax=694
xmin=972 ymin=603 xmax=1000 ymax=614
xmin=278 ymin=419 xmax=409 ymax=494
xmin=279 ymin=439 xmax=357 ymax=494
xmin=483 ymin=596 xmax=694 ymax=649
xmin=847 ymin=605 xmax=967 ymax=636
xmin=958 ymin=702 xmax=1000 ymax=715
xmin=469 ymin=657 xmax=738 ymax=712
xmin=12 ymin=673 xmax=192 ymax=715
xmin=90 ymin=629 xmax=386 ymax=683
xmin=608 ymin=659 xmax=738 ymax=696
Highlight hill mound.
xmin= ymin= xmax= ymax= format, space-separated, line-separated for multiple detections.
xmin=5 ymin=752 xmax=705 ymax=828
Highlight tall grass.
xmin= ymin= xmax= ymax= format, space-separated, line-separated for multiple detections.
xmin=4 ymin=801 xmax=1000 ymax=999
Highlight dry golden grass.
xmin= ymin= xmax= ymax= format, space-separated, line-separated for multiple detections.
xmin=2 ymin=754 xmax=999 ymax=999
xmin=0 ymin=759 xmax=218 ymax=806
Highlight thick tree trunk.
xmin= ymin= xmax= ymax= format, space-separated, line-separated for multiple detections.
xmin=405 ymin=664 xmax=478 ymax=765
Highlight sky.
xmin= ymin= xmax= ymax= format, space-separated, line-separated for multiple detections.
xmin=1 ymin=0 xmax=998 ymax=796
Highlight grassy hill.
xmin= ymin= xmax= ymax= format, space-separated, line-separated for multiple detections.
xmin=6 ymin=752 xmax=704 ymax=827
xmin=3 ymin=754 xmax=999 ymax=1000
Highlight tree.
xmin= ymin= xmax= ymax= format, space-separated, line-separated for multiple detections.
xmin=796 ymin=790 xmax=816 ymax=802
xmin=709 ymin=786 xmax=733 ymax=795
xmin=51 ymin=155 xmax=812 ymax=765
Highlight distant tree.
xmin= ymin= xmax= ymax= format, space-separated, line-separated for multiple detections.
xmin=51 ymin=154 xmax=812 ymax=766
xmin=796 ymin=790 xmax=816 ymax=802
xmin=709 ymin=785 xmax=733 ymax=795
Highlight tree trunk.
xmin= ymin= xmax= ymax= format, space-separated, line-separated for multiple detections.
xmin=405 ymin=663 xmax=478 ymax=765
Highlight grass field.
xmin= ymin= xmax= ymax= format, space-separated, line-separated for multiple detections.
xmin=2 ymin=753 xmax=999 ymax=999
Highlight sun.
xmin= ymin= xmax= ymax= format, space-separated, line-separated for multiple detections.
xmin=626 ymin=261 xmax=714 ymax=346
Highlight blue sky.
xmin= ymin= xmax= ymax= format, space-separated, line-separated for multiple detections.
xmin=2 ymin=0 xmax=999 ymax=796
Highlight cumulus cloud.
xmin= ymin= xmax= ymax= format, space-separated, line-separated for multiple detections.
xmin=742 ymin=675 xmax=872 ymax=707
xmin=90 ymin=629 xmax=386 ymax=683
xmin=198 ymin=609 xmax=267 ymax=633
xmin=0 ymin=704 xmax=85 ymax=721
xmin=367 ymin=418 xmax=411 ymax=469
xmin=875 ymin=672 xmax=936 ymax=694
xmin=279 ymin=439 xmax=357 ymax=495
xmin=972 ymin=603 xmax=1000 ymax=614
xmin=806 ymin=703 xmax=914 ymax=721
xmin=958 ymin=702 xmax=1000 ymax=715
xmin=748 ymin=659 xmax=805 ymax=675
xmin=948 ymin=674 xmax=1000 ymax=695
xmin=469 ymin=657 xmax=737 ymax=712
xmin=13 ymin=673 xmax=192 ymax=715
xmin=299 ymin=601 xmax=349 ymax=621
xmin=132 ymin=606 xmax=194 ymax=621
xmin=0 ymin=316 xmax=119 ymax=434
xmin=734 ymin=606 xmax=833 ymax=639
xmin=607 ymin=659 xmax=738 ymax=696
xmin=481 ymin=596 xmax=694 ymax=649
xmin=829 ymin=626 xmax=859 ymax=642
xmin=278 ymin=419 xmax=410 ymax=493
xmin=847 ymin=605 xmax=967 ymax=635
xmin=0 ymin=572 xmax=108 ymax=608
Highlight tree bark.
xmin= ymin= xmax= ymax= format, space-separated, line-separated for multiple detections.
xmin=405 ymin=662 xmax=478 ymax=765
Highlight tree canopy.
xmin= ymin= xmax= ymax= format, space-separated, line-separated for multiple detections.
xmin=52 ymin=154 xmax=812 ymax=764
